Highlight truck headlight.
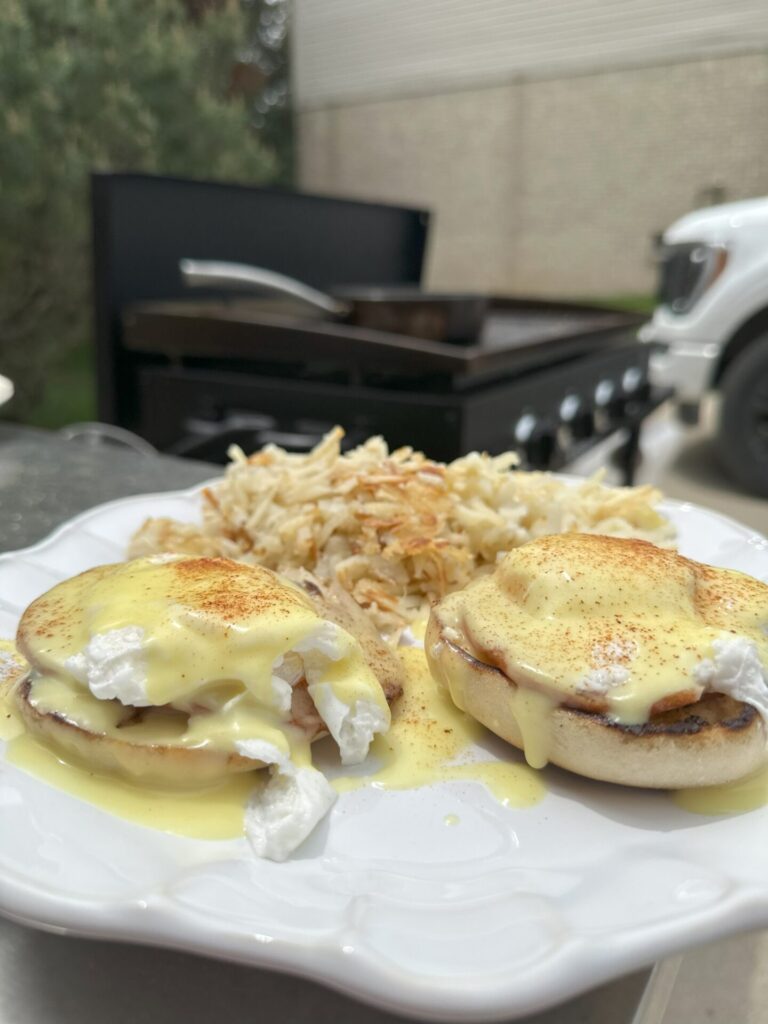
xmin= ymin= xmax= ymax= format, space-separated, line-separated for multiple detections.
xmin=658 ymin=242 xmax=728 ymax=314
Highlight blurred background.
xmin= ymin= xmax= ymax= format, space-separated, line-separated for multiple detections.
xmin=0 ymin=0 xmax=767 ymax=505
xmin=293 ymin=2 xmax=762 ymax=299
xmin=0 ymin=0 xmax=289 ymax=424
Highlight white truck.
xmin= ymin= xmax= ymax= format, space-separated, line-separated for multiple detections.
xmin=640 ymin=197 xmax=768 ymax=497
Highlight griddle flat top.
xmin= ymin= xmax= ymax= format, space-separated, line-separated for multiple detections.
xmin=122 ymin=296 xmax=642 ymax=387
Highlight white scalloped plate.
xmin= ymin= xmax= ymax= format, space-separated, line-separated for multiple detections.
xmin=0 ymin=487 xmax=767 ymax=1023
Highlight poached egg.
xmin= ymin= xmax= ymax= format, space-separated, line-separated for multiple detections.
xmin=15 ymin=555 xmax=395 ymax=859
xmin=427 ymin=533 xmax=768 ymax=788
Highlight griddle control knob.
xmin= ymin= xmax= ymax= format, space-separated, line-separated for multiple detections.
xmin=594 ymin=378 xmax=620 ymax=430
xmin=525 ymin=432 xmax=555 ymax=469
xmin=622 ymin=366 xmax=644 ymax=394
xmin=513 ymin=413 xmax=554 ymax=469
xmin=559 ymin=393 xmax=592 ymax=440
xmin=513 ymin=412 xmax=537 ymax=445
xmin=595 ymin=378 xmax=616 ymax=407
xmin=621 ymin=365 xmax=650 ymax=403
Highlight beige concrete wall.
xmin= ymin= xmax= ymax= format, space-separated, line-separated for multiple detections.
xmin=298 ymin=85 xmax=522 ymax=292
xmin=297 ymin=53 xmax=768 ymax=297
xmin=293 ymin=0 xmax=768 ymax=108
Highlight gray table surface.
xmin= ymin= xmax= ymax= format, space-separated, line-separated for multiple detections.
xmin=0 ymin=423 xmax=654 ymax=1023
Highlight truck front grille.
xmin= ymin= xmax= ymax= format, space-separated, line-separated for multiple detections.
xmin=657 ymin=242 xmax=710 ymax=314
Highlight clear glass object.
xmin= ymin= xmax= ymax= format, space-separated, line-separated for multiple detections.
xmin=57 ymin=421 xmax=156 ymax=456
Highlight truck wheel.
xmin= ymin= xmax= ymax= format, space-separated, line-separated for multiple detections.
xmin=715 ymin=336 xmax=768 ymax=497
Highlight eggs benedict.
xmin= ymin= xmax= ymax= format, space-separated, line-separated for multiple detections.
xmin=13 ymin=555 xmax=402 ymax=858
xmin=426 ymin=533 xmax=768 ymax=788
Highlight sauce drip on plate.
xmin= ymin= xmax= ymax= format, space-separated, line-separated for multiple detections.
xmin=2 ymin=638 xmax=546 ymax=836
xmin=13 ymin=632 xmax=764 ymax=835
xmin=333 ymin=647 xmax=546 ymax=809
xmin=0 ymin=638 xmax=248 ymax=839
xmin=674 ymin=767 xmax=768 ymax=816
xmin=6 ymin=733 xmax=252 ymax=839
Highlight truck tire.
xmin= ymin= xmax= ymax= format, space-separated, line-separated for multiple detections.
xmin=715 ymin=336 xmax=768 ymax=498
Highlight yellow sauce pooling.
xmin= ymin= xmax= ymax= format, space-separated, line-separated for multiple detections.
xmin=2 ymin=641 xmax=544 ymax=836
xmin=674 ymin=765 xmax=768 ymax=816
xmin=334 ymin=648 xmax=545 ymax=808
xmin=6 ymin=733 xmax=252 ymax=839
xmin=10 ymin=617 xmax=768 ymax=835
xmin=0 ymin=630 xmax=280 ymax=840
xmin=0 ymin=641 xmax=278 ymax=840
xmin=26 ymin=672 xmax=299 ymax=763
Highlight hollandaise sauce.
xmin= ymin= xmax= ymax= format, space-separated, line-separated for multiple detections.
xmin=6 ymin=733 xmax=255 ymax=839
xmin=333 ymin=647 xmax=546 ymax=809
xmin=0 ymin=556 xmax=399 ymax=843
xmin=20 ymin=556 xmax=389 ymax=717
xmin=0 ymin=640 xmax=25 ymax=741
xmin=431 ymin=534 xmax=768 ymax=773
xmin=674 ymin=767 xmax=768 ymax=816
xmin=457 ymin=535 xmax=768 ymax=726
xmin=3 ymin=641 xmax=544 ymax=840
xmin=0 ymin=638 xmax=254 ymax=839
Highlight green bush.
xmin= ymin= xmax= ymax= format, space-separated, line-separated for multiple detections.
xmin=0 ymin=0 xmax=277 ymax=418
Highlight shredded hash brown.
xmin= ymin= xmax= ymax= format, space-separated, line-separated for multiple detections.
xmin=128 ymin=428 xmax=675 ymax=633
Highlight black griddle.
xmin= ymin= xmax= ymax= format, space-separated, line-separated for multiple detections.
xmin=93 ymin=173 xmax=665 ymax=479
xmin=120 ymin=295 xmax=664 ymax=481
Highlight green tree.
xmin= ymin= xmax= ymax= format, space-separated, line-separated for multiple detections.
xmin=241 ymin=0 xmax=292 ymax=183
xmin=0 ymin=0 xmax=277 ymax=416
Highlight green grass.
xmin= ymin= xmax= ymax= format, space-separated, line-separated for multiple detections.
xmin=23 ymin=343 xmax=97 ymax=429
